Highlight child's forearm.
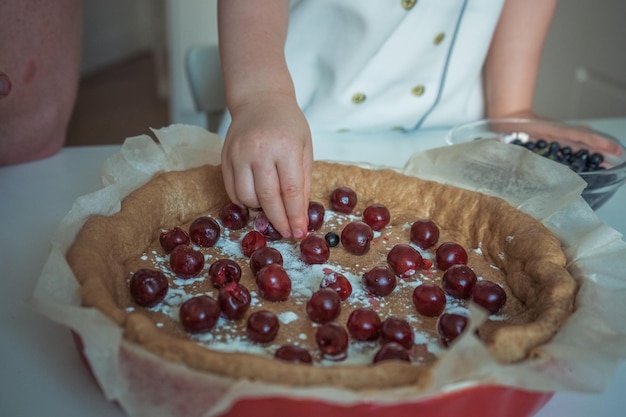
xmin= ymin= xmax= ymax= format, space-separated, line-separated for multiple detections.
xmin=217 ymin=0 xmax=296 ymax=113
xmin=484 ymin=0 xmax=558 ymax=118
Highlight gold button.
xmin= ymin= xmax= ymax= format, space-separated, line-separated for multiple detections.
xmin=434 ymin=32 xmax=445 ymax=45
xmin=401 ymin=0 xmax=417 ymax=10
xmin=351 ymin=93 xmax=366 ymax=104
xmin=411 ymin=85 xmax=425 ymax=96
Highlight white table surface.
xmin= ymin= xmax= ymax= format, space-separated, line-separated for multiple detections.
xmin=1 ymin=119 xmax=625 ymax=417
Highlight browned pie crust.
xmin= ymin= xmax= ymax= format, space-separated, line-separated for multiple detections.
xmin=66 ymin=161 xmax=577 ymax=390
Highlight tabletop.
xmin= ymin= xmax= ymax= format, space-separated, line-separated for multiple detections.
xmin=1 ymin=119 xmax=625 ymax=417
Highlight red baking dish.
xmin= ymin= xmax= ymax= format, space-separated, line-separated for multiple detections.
xmin=72 ymin=331 xmax=552 ymax=417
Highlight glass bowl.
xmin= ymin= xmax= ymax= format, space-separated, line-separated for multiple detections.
xmin=446 ymin=118 xmax=626 ymax=210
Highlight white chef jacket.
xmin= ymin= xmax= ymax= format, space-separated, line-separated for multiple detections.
xmin=285 ymin=0 xmax=506 ymax=132
xmin=219 ymin=0 xmax=506 ymax=135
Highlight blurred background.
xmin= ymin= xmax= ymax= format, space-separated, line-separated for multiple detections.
xmin=65 ymin=0 xmax=626 ymax=147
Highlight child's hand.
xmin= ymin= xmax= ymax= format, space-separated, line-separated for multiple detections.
xmin=221 ymin=92 xmax=313 ymax=240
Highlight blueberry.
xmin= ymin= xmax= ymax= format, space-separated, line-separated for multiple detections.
xmin=524 ymin=141 xmax=537 ymax=151
xmin=536 ymin=139 xmax=548 ymax=149
xmin=589 ymin=152 xmax=604 ymax=166
xmin=569 ymin=158 xmax=586 ymax=173
xmin=511 ymin=138 xmax=524 ymax=146
xmin=559 ymin=146 xmax=572 ymax=157
xmin=549 ymin=142 xmax=561 ymax=153
xmin=324 ymin=231 xmax=340 ymax=248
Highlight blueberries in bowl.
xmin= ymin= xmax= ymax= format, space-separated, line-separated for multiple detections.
xmin=446 ymin=118 xmax=626 ymax=210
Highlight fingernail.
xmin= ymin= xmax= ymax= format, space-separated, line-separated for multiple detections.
xmin=0 ymin=73 xmax=12 ymax=96
xmin=293 ymin=228 xmax=305 ymax=239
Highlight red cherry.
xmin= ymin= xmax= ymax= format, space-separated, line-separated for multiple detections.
xmin=340 ymin=221 xmax=374 ymax=256
xmin=410 ymin=219 xmax=440 ymax=249
xmin=307 ymin=201 xmax=326 ymax=231
xmin=380 ymin=316 xmax=414 ymax=349
xmin=249 ymin=246 xmax=283 ymax=276
xmin=169 ymin=245 xmax=205 ymax=278
xmin=159 ymin=227 xmax=190 ymax=253
xmin=442 ymin=264 xmax=477 ymax=299
xmin=315 ymin=322 xmax=349 ymax=361
xmin=208 ymin=259 xmax=241 ymax=288
xmin=274 ymin=345 xmax=313 ymax=364
xmin=373 ymin=342 xmax=411 ymax=363
xmin=472 ymin=280 xmax=507 ymax=314
xmin=246 ymin=310 xmax=280 ymax=343
xmin=412 ymin=283 xmax=446 ymax=317
xmin=362 ymin=266 xmax=397 ymax=297
xmin=179 ymin=295 xmax=220 ymax=333
xmin=241 ymin=230 xmax=267 ymax=258
xmin=330 ymin=187 xmax=357 ymax=214
xmin=256 ymin=264 xmax=291 ymax=301
xmin=189 ymin=216 xmax=221 ymax=247
xmin=219 ymin=202 xmax=249 ymax=230
xmin=346 ymin=308 xmax=381 ymax=341
xmin=437 ymin=313 xmax=468 ymax=347
xmin=435 ymin=242 xmax=468 ymax=270
xmin=129 ymin=269 xmax=168 ymax=307
xmin=319 ymin=271 xmax=352 ymax=301
xmin=362 ymin=203 xmax=391 ymax=231
xmin=299 ymin=234 xmax=330 ymax=264
xmin=386 ymin=244 xmax=425 ymax=277
xmin=306 ymin=288 xmax=341 ymax=323
xmin=218 ymin=282 xmax=251 ymax=319
xmin=254 ymin=212 xmax=283 ymax=241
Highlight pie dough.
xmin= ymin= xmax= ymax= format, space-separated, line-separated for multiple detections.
xmin=66 ymin=161 xmax=577 ymax=390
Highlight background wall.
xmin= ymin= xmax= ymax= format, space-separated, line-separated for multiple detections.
xmin=81 ymin=0 xmax=163 ymax=75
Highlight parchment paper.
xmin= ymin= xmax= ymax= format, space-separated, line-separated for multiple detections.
xmin=30 ymin=124 xmax=626 ymax=417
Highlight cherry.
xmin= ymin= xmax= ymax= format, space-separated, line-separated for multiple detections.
xmin=315 ymin=322 xmax=349 ymax=361
xmin=169 ymin=245 xmax=205 ymax=278
xmin=306 ymin=288 xmax=341 ymax=323
xmin=179 ymin=295 xmax=220 ymax=333
xmin=362 ymin=203 xmax=390 ymax=231
xmin=472 ymin=280 xmax=507 ymax=314
xmin=362 ymin=266 xmax=397 ymax=297
xmin=249 ymin=246 xmax=283 ymax=276
xmin=218 ymin=282 xmax=251 ymax=319
xmin=373 ymin=342 xmax=411 ymax=363
xmin=208 ymin=259 xmax=242 ymax=288
xmin=386 ymin=244 xmax=424 ymax=277
xmin=307 ymin=201 xmax=325 ymax=231
xmin=324 ymin=231 xmax=340 ymax=247
xmin=442 ymin=264 xmax=477 ymax=299
xmin=437 ymin=313 xmax=468 ymax=347
xmin=341 ymin=221 xmax=374 ymax=256
xmin=380 ymin=316 xmax=414 ymax=349
xmin=254 ymin=212 xmax=282 ymax=241
xmin=189 ymin=216 xmax=221 ymax=248
xmin=241 ymin=230 xmax=267 ymax=258
xmin=159 ymin=227 xmax=190 ymax=253
xmin=299 ymin=234 xmax=330 ymax=264
xmin=256 ymin=264 xmax=292 ymax=301
xmin=410 ymin=219 xmax=440 ymax=249
xmin=435 ymin=242 xmax=468 ymax=270
xmin=129 ymin=269 xmax=168 ymax=307
xmin=274 ymin=345 xmax=313 ymax=364
xmin=330 ymin=187 xmax=357 ymax=214
xmin=346 ymin=308 xmax=381 ymax=341
xmin=319 ymin=271 xmax=352 ymax=301
xmin=412 ymin=283 xmax=446 ymax=317
xmin=246 ymin=310 xmax=279 ymax=343
xmin=219 ymin=202 xmax=249 ymax=230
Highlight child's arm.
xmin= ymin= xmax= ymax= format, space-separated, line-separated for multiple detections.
xmin=218 ymin=0 xmax=312 ymax=240
xmin=483 ymin=0 xmax=559 ymax=118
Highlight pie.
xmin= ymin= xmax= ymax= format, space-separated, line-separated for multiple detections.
xmin=65 ymin=161 xmax=578 ymax=391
